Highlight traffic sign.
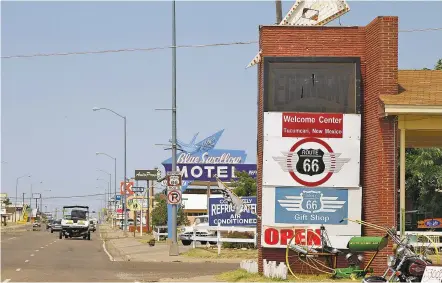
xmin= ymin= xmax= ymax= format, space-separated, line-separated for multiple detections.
xmin=132 ymin=186 xmax=144 ymax=193
xmin=166 ymin=173 xmax=182 ymax=186
xmin=167 ymin=189 xmax=182 ymax=205
xmin=120 ymin=181 xmax=134 ymax=195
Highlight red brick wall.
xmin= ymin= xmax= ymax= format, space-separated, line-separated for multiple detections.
xmin=257 ymin=17 xmax=399 ymax=274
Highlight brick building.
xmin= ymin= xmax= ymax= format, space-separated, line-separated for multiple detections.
xmin=256 ymin=16 xmax=400 ymax=274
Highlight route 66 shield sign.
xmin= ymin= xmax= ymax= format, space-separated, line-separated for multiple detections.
xmin=301 ymin=191 xmax=322 ymax=213
xmin=296 ymin=148 xmax=326 ymax=176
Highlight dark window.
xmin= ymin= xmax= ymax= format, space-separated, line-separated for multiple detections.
xmin=265 ymin=61 xmax=358 ymax=113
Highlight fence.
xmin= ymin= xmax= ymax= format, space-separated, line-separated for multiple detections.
xmin=401 ymin=231 xmax=442 ymax=250
xmin=153 ymin=224 xmax=257 ymax=254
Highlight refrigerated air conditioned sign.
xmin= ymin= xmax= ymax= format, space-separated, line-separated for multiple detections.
xmin=208 ymin=197 xmax=257 ymax=226
xmin=263 ymin=113 xmax=361 ymax=188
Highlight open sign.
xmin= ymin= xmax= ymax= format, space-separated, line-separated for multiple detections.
xmin=262 ymin=226 xmax=322 ymax=248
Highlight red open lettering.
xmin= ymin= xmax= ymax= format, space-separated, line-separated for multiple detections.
xmin=264 ymin=228 xmax=279 ymax=245
xmin=280 ymin=229 xmax=294 ymax=245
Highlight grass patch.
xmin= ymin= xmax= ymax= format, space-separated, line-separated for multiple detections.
xmin=182 ymin=247 xmax=257 ymax=259
xmin=216 ymin=269 xmax=353 ymax=282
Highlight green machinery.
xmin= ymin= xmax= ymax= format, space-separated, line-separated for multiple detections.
xmin=333 ymin=235 xmax=389 ymax=279
xmin=285 ymin=220 xmax=390 ymax=280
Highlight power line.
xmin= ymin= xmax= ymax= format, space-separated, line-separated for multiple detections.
xmin=0 ymin=41 xmax=258 ymax=59
xmin=399 ymin=27 xmax=442 ymax=33
xmin=7 ymin=193 xmax=106 ymax=199
xmin=1 ymin=27 xmax=440 ymax=60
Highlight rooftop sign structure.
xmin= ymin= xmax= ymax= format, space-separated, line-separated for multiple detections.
xmin=246 ymin=0 xmax=350 ymax=68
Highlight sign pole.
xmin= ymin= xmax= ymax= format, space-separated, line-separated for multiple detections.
xmin=169 ymin=0 xmax=179 ymax=257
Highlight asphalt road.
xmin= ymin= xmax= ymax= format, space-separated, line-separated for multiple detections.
xmin=1 ymin=226 xmax=237 ymax=282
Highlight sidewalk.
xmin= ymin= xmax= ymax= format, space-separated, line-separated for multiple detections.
xmin=0 ymin=223 xmax=32 ymax=232
xmin=99 ymin=224 xmax=243 ymax=264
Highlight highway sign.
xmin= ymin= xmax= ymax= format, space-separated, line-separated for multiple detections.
xmin=166 ymin=172 xmax=182 ymax=186
xmin=167 ymin=189 xmax=182 ymax=205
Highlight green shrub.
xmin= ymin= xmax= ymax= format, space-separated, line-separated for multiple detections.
xmin=222 ymin=231 xmax=255 ymax=249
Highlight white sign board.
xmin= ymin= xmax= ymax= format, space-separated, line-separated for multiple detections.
xmin=261 ymin=185 xmax=361 ymax=249
xmin=263 ymin=136 xmax=360 ymax=187
xmin=422 ymin=266 xmax=442 ymax=283
xmin=263 ymin=113 xmax=361 ymax=188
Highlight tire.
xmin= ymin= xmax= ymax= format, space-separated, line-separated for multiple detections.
xmin=362 ymin=276 xmax=387 ymax=283
xmin=200 ymin=241 xmax=207 ymax=245
xmin=209 ymin=242 xmax=217 ymax=245
xmin=181 ymin=240 xmax=192 ymax=246
xmin=51 ymin=230 xmax=53 ymax=233
xmin=87 ymin=232 xmax=91 ymax=240
xmin=59 ymin=232 xmax=62 ymax=239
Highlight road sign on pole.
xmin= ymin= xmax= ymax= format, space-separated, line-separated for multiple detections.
xmin=167 ymin=189 xmax=182 ymax=205
xmin=166 ymin=173 xmax=182 ymax=187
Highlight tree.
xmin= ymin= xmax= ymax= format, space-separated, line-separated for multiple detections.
xmin=405 ymin=148 xmax=442 ymax=217
xmin=435 ymin=59 xmax=442 ymax=70
xmin=2 ymin=197 xmax=12 ymax=206
xmin=151 ymin=194 xmax=189 ymax=227
xmin=230 ymin=171 xmax=257 ymax=197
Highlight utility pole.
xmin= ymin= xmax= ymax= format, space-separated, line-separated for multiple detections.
xmin=275 ymin=0 xmax=282 ymax=24
xmin=169 ymin=0 xmax=179 ymax=257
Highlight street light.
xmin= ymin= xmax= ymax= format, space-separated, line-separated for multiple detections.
xmin=93 ymin=107 xmax=127 ymax=232
xmin=41 ymin=189 xmax=51 ymax=213
xmin=15 ymin=174 xmax=31 ymax=222
xmin=97 ymin=178 xmax=110 ymax=211
xmin=96 ymin=152 xmax=117 ymax=224
xmin=97 ymin=170 xmax=112 ymax=212
xmin=30 ymin=181 xmax=43 ymax=210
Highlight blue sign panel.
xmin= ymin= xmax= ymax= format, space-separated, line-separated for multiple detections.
xmin=208 ymin=197 xmax=257 ymax=226
xmin=115 ymin=195 xmax=121 ymax=201
xmin=163 ymin=163 xmax=257 ymax=182
xmin=425 ymin=219 xmax=441 ymax=227
xmin=275 ymin=187 xmax=348 ymax=225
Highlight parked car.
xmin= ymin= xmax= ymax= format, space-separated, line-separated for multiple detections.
xmin=50 ymin=219 xmax=62 ymax=233
xmin=179 ymin=215 xmax=216 ymax=246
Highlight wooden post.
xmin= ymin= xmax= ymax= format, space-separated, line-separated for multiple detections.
xmin=217 ymin=222 xmax=221 ymax=255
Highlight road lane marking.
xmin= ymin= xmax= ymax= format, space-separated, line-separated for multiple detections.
xmin=35 ymin=250 xmax=39 ymax=252
xmin=40 ymin=246 xmax=44 ymax=248
xmin=16 ymin=268 xmax=21 ymax=272
xmin=45 ymin=244 xmax=48 ymax=246
xmin=25 ymin=260 xmax=29 ymax=263
xmin=102 ymin=239 xmax=114 ymax=262
xmin=30 ymin=254 xmax=34 ymax=257
xmin=8 ymin=237 xmax=16 ymax=240
xmin=3 ymin=279 xmax=11 ymax=283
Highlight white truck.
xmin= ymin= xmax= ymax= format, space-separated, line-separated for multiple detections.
xmin=179 ymin=215 xmax=216 ymax=246
xmin=60 ymin=205 xmax=91 ymax=240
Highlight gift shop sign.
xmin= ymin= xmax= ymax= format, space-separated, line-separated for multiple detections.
xmin=262 ymin=226 xmax=322 ymax=248
xmin=275 ymin=187 xmax=348 ymax=225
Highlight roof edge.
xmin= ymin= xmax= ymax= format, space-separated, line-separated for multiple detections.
xmin=383 ymin=104 xmax=442 ymax=116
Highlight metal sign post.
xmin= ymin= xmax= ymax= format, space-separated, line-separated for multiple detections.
xmin=167 ymin=171 xmax=181 ymax=256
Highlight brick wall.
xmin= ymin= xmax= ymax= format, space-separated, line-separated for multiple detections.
xmin=257 ymin=17 xmax=399 ymax=274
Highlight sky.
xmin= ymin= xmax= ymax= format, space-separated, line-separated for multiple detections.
xmin=1 ymin=1 xmax=441 ymax=214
